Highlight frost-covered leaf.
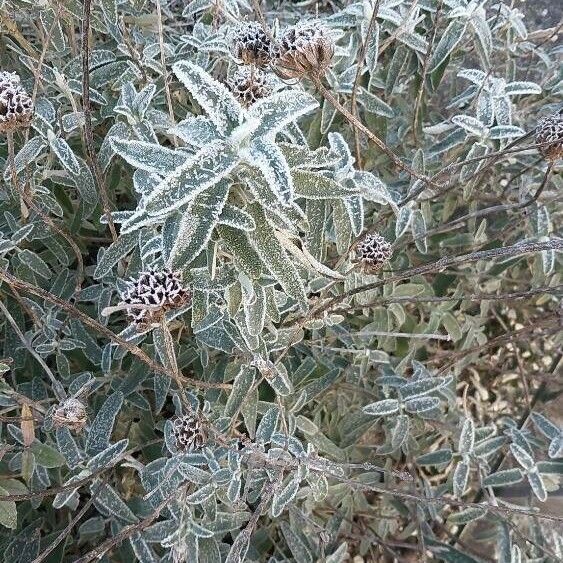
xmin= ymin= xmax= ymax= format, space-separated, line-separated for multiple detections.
xmin=143 ymin=141 xmax=238 ymax=217
xmin=363 ymin=399 xmax=400 ymax=416
xmin=292 ymin=170 xmax=358 ymax=199
xmin=168 ymin=180 xmax=230 ymax=268
xmin=453 ymin=460 xmax=469 ymax=497
xmin=111 ymin=138 xmax=189 ymax=175
xmin=172 ymin=60 xmax=243 ymax=133
xmin=86 ymin=392 xmax=124 ymax=455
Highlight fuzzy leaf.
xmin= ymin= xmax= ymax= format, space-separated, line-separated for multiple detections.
xmin=363 ymin=399 xmax=400 ymax=416
xmin=111 ymin=138 xmax=189 ymax=175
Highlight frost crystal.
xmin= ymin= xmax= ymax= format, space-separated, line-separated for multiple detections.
xmin=354 ymin=232 xmax=392 ymax=272
xmin=118 ymin=269 xmax=191 ymax=328
xmin=231 ymin=22 xmax=272 ymax=67
xmin=0 ymin=71 xmax=34 ymax=133
xmin=53 ymin=398 xmax=88 ymax=432
xmin=229 ymin=67 xmax=272 ymax=107
xmin=272 ymin=23 xmax=334 ymax=79
xmin=535 ymin=113 xmax=563 ymax=162
xmin=172 ymin=413 xmax=207 ymax=451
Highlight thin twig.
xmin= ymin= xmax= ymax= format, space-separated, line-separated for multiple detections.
xmin=81 ymin=0 xmax=118 ymax=242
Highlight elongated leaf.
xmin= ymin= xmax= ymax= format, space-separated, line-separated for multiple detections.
xmin=86 ymin=392 xmax=124 ymax=455
xmin=142 ymin=141 xmax=238 ymax=217
xmin=363 ymin=399 xmax=400 ymax=416
xmin=429 ymin=19 xmax=467 ymax=71
xmin=168 ymin=180 xmax=230 ymax=268
xmin=292 ymin=170 xmax=358 ymax=199
xmin=94 ymin=232 xmax=138 ymax=279
xmin=171 ymin=115 xmax=220 ymax=148
xmin=453 ymin=460 xmax=469 ymax=497
xmin=111 ymin=138 xmax=189 ymax=175
xmin=247 ymin=204 xmax=307 ymax=310
xmin=247 ymin=90 xmax=319 ymax=140
xmin=50 ymin=136 xmax=81 ymax=175
xmin=245 ymin=138 xmax=293 ymax=206
xmin=224 ymin=366 xmax=255 ymax=419
xmin=218 ymin=204 xmax=256 ymax=231
xmin=173 ymin=60 xmax=243 ymax=133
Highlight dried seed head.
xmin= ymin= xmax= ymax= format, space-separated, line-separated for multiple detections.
xmin=53 ymin=398 xmax=88 ymax=432
xmin=355 ymin=233 xmax=392 ymax=272
xmin=118 ymin=269 xmax=191 ymax=329
xmin=272 ymin=23 xmax=334 ymax=80
xmin=229 ymin=67 xmax=272 ymax=107
xmin=231 ymin=22 xmax=272 ymax=67
xmin=172 ymin=414 xmax=207 ymax=452
xmin=0 ymin=71 xmax=34 ymax=133
xmin=535 ymin=113 xmax=563 ymax=162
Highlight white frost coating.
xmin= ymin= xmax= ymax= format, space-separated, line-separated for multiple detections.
xmin=172 ymin=60 xmax=243 ymax=134
xmin=457 ymin=68 xmax=487 ymax=85
xmin=245 ymin=138 xmax=294 ymax=206
xmin=452 ymin=115 xmax=487 ymax=137
xmin=111 ymin=138 xmax=190 ymax=175
xmin=218 ymin=204 xmax=256 ymax=231
xmin=328 ymin=131 xmax=353 ymax=170
xmin=170 ymin=115 xmax=221 ymax=147
xmin=247 ymin=90 xmax=319 ymax=140
xmin=355 ymin=171 xmax=395 ymax=209
xmin=144 ymin=140 xmax=239 ymax=216
xmin=342 ymin=196 xmax=364 ymax=236
xmin=168 ymin=181 xmax=230 ymax=268
xmin=229 ymin=117 xmax=261 ymax=147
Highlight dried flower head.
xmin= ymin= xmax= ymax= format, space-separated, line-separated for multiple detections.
xmin=52 ymin=398 xmax=88 ymax=432
xmin=231 ymin=22 xmax=272 ymax=67
xmin=229 ymin=67 xmax=272 ymax=106
xmin=272 ymin=23 xmax=334 ymax=80
xmin=535 ymin=113 xmax=563 ymax=162
xmin=0 ymin=71 xmax=34 ymax=133
xmin=354 ymin=233 xmax=392 ymax=272
xmin=172 ymin=414 xmax=207 ymax=451
xmin=118 ymin=269 xmax=191 ymax=329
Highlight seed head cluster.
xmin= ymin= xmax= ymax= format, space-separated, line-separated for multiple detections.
xmin=535 ymin=113 xmax=563 ymax=162
xmin=0 ymin=71 xmax=34 ymax=133
xmin=229 ymin=67 xmax=272 ymax=106
xmin=172 ymin=414 xmax=207 ymax=451
xmin=355 ymin=233 xmax=393 ymax=272
xmin=231 ymin=22 xmax=272 ymax=67
xmin=52 ymin=398 xmax=88 ymax=433
xmin=118 ymin=269 xmax=190 ymax=328
xmin=271 ymin=23 xmax=334 ymax=79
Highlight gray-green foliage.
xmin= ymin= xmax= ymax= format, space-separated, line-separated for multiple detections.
xmin=0 ymin=0 xmax=561 ymax=561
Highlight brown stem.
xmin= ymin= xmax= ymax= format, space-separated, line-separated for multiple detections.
xmin=81 ymin=0 xmax=118 ymax=242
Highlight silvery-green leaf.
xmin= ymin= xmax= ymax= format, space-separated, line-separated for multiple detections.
xmin=9 ymin=137 xmax=46 ymax=179
xmin=18 ymin=249 xmax=51 ymax=279
xmin=292 ymin=170 xmax=358 ymax=200
xmin=247 ymin=204 xmax=308 ymax=311
xmin=395 ymin=206 xmax=412 ymax=238
xmin=458 ymin=418 xmax=475 ymax=454
xmin=245 ymin=138 xmax=294 ymax=206
xmin=0 ymin=487 xmax=17 ymax=530
xmin=470 ymin=10 xmax=492 ymax=64
xmin=171 ymin=115 xmax=221 ymax=148
xmin=530 ymin=412 xmax=559 ymax=440
xmin=527 ymin=470 xmax=547 ymax=502
xmin=224 ymin=366 xmax=254 ymax=419
xmin=271 ymin=477 xmax=300 ymax=517
xmin=110 ymin=138 xmax=189 ymax=175
xmin=391 ymin=414 xmax=410 ymax=450
xmin=218 ymin=204 xmax=256 ymax=231
xmin=365 ymin=21 xmax=379 ymax=72
xmin=168 ymin=180 xmax=229 ymax=268
xmin=265 ymin=362 xmax=293 ymax=397
xmin=363 ymin=399 xmax=399 ymax=416
xmin=172 ymin=60 xmax=243 ymax=133
xmin=504 ymin=81 xmax=541 ymax=96
xmin=460 ymin=142 xmax=489 ymax=182
xmin=510 ymin=444 xmax=535 ymax=472
xmin=87 ymin=439 xmax=129 ymax=472
xmin=281 ymin=522 xmax=313 ymax=563
xmin=416 ymin=448 xmax=452 ymax=466
xmin=355 ymin=171 xmax=394 ymax=207
xmin=488 ymin=125 xmax=525 ymax=140
xmin=186 ymin=483 xmax=216 ymax=504
xmin=494 ymin=96 xmax=512 ymax=125
xmin=357 ymin=87 xmax=394 ymax=118
xmin=482 ymin=468 xmax=524 ymax=488
xmin=129 ymin=533 xmax=158 ymax=563
xmin=217 ymin=225 xmax=263 ymax=279
xmin=429 ymin=19 xmax=467 ymax=71
xmin=342 ymin=196 xmax=364 ymax=236
xmin=404 ymin=396 xmax=440 ymax=414
xmin=94 ymin=232 xmax=138 ymax=279
xmin=411 ymin=209 xmax=427 ymax=253
xmin=453 ymin=460 xmax=469 ymax=498
xmin=86 ymin=392 xmax=124 ymax=455
xmin=144 ymin=141 xmax=238 ymax=217
xmin=50 ymin=136 xmax=81 ymax=175
xmin=183 ymin=0 xmax=214 ymax=18
xmin=91 ymin=481 xmax=138 ymax=524
xmin=448 ymin=506 xmax=487 ymax=525
xmin=452 ymin=115 xmax=486 ymax=137
xmin=247 ymin=90 xmax=318 ymax=140
xmin=256 ymin=406 xmax=279 ymax=443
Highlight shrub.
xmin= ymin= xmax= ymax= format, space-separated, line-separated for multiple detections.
xmin=0 ymin=0 xmax=561 ymax=561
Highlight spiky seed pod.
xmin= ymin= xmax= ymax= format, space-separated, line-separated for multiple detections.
xmin=231 ymin=22 xmax=272 ymax=67
xmin=229 ymin=67 xmax=272 ymax=107
xmin=354 ymin=233 xmax=392 ymax=272
xmin=172 ymin=414 xmax=207 ymax=451
xmin=535 ymin=113 xmax=563 ymax=162
xmin=118 ymin=269 xmax=191 ymax=329
xmin=52 ymin=398 xmax=88 ymax=432
xmin=272 ymin=23 xmax=334 ymax=80
xmin=0 ymin=71 xmax=34 ymax=133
